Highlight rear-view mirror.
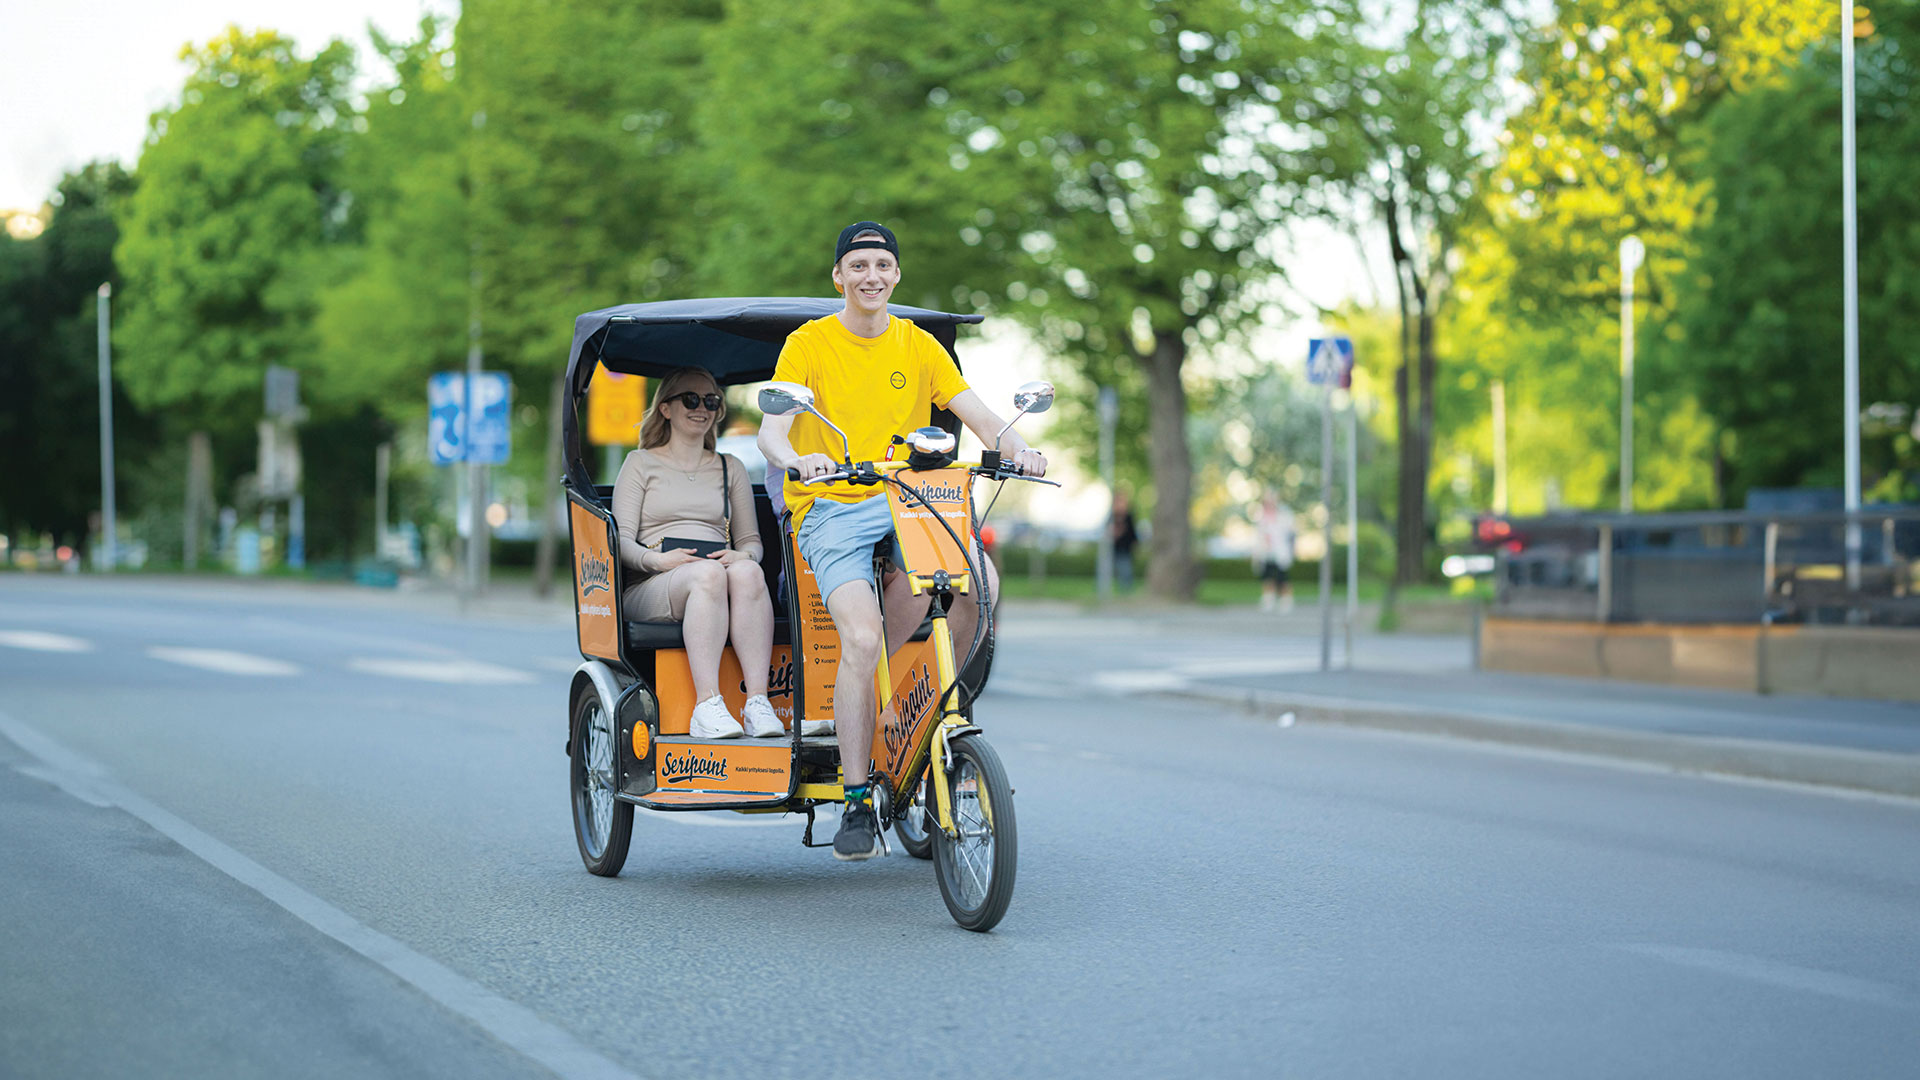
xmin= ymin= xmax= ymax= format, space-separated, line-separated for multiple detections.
xmin=758 ymin=382 xmax=815 ymax=417
xmin=1013 ymin=380 xmax=1055 ymax=416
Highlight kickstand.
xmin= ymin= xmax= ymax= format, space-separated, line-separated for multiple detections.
xmin=800 ymin=805 xmax=834 ymax=848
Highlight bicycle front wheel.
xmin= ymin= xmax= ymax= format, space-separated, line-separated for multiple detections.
xmin=931 ymin=736 xmax=1017 ymax=931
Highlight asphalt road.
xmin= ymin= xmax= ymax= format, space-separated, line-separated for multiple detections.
xmin=3 ymin=575 xmax=1918 ymax=1079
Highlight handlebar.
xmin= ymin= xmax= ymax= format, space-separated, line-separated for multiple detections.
xmin=786 ymin=459 xmax=1058 ymax=487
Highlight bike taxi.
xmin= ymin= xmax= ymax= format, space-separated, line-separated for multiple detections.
xmin=560 ymin=297 xmax=1053 ymax=932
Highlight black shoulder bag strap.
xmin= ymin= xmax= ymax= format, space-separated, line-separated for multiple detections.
xmin=720 ymin=453 xmax=731 ymax=544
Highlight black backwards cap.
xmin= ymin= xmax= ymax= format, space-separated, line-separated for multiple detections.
xmin=835 ymin=221 xmax=899 ymax=264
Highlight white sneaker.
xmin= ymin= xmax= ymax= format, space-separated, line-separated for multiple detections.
xmin=741 ymin=694 xmax=785 ymax=738
xmin=690 ymin=695 xmax=744 ymax=739
xmin=800 ymin=716 xmax=834 ymax=738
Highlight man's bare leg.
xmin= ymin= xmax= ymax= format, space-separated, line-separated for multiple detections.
xmin=824 ymin=579 xmax=885 ymax=788
xmin=881 ymin=568 xmax=922 ymax=655
xmin=883 ymin=550 xmax=1000 ymax=658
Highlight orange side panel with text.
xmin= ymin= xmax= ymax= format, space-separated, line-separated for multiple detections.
xmin=875 ymin=637 xmax=941 ymax=785
xmin=888 ymin=469 xmax=975 ymax=578
xmin=653 ymin=741 xmax=791 ymax=794
xmin=570 ymin=501 xmax=620 ymax=661
xmin=790 ymin=531 xmax=839 ymax=724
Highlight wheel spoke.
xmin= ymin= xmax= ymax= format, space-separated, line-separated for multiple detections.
xmin=579 ymin=702 xmax=616 ymax=855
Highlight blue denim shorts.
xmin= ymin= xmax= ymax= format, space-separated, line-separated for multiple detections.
xmin=795 ymin=496 xmax=900 ymax=603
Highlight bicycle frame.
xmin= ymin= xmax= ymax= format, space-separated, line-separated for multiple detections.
xmin=876 ymin=461 xmax=980 ymax=839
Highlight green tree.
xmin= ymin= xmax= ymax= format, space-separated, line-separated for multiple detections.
xmin=1306 ymin=0 xmax=1512 ymax=581
xmin=930 ymin=0 xmax=1331 ymax=599
xmin=458 ymin=0 xmax=720 ymax=378
xmin=310 ymin=18 xmax=468 ymax=417
xmin=1676 ymin=6 xmax=1920 ymax=501
xmin=113 ymin=28 xmax=358 ymax=439
xmin=689 ymin=0 xmax=1002 ymax=305
xmin=0 ymin=164 xmax=150 ymax=548
xmin=1435 ymin=0 xmax=1833 ymax=521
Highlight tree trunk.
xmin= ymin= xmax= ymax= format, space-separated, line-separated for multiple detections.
xmin=1381 ymin=187 xmax=1426 ymax=586
xmin=1411 ymin=300 xmax=1438 ymax=581
xmin=533 ymin=372 xmax=565 ymax=599
xmin=1142 ymin=330 xmax=1197 ymax=601
xmin=184 ymin=431 xmax=212 ymax=569
xmin=1394 ymin=360 xmax=1421 ymax=584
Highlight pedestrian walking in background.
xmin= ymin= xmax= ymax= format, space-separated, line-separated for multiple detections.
xmin=1255 ymin=490 xmax=1295 ymax=613
xmin=1110 ymin=488 xmax=1138 ymax=593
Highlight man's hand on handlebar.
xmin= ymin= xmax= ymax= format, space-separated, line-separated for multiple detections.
xmin=1011 ymin=448 xmax=1047 ymax=478
xmin=790 ymin=453 xmax=840 ymax=481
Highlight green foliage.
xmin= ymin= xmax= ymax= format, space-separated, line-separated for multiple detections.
xmin=0 ymin=163 xmax=152 ymax=544
xmin=1674 ymin=8 xmax=1920 ymax=500
xmin=1433 ymin=0 xmax=1835 ymax=520
xmin=460 ymin=0 xmax=721 ymax=375
xmin=689 ymin=0 xmax=996 ymax=305
xmin=113 ymin=28 xmax=359 ymax=437
xmin=309 ymin=18 xmax=468 ymax=419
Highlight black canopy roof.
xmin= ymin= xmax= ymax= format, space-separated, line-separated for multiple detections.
xmin=562 ymin=297 xmax=982 ymax=487
xmin=566 ymin=297 xmax=981 ymax=397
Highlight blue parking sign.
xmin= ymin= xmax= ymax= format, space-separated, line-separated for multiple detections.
xmin=427 ymin=372 xmax=513 ymax=465
xmin=467 ymin=373 xmax=512 ymax=465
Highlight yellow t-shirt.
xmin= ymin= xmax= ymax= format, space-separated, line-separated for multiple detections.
xmin=772 ymin=313 xmax=970 ymax=528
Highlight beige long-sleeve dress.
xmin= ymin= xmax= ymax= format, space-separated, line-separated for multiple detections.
xmin=610 ymin=448 xmax=762 ymax=621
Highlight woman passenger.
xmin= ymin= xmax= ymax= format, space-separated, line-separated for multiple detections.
xmin=612 ymin=368 xmax=781 ymax=740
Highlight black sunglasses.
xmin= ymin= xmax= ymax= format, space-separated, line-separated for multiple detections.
xmin=668 ymin=391 xmax=723 ymax=412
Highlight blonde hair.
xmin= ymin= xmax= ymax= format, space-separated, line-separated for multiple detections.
xmin=638 ymin=368 xmax=724 ymax=450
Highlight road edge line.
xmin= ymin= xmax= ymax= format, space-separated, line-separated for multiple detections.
xmin=0 ymin=709 xmax=641 ymax=1080
xmin=1158 ymin=685 xmax=1920 ymax=800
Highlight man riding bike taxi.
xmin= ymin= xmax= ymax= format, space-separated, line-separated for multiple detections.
xmin=756 ymin=221 xmax=1048 ymax=861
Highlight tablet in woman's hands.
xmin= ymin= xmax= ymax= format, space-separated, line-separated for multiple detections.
xmin=660 ymin=537 xmax=726 ymax=558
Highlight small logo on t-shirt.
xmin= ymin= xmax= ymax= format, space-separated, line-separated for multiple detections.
xmin=889 ymin=371 xmax=907 ymax=389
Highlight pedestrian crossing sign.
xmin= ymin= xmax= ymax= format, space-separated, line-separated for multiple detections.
xmin=1307 ymin=337 xmax=1355 ymax=388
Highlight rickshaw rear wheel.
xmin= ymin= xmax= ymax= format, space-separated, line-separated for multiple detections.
xmin=570 ymin=685 xmax=633 ymax=877
xmin=894 ymin=773 xmax=934 ymax=860
xmin=931 ymin=736 xmax=1016 ymax=931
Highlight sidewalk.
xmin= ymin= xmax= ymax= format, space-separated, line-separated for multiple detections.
xmin=995 ymin=600 xmax=1920 ymax=798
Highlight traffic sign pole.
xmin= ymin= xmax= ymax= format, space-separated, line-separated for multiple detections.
xmin=466 ymin=261 xmax=487 ymax=600
xmin=1320 ymin=378 xmax=1334 ymax=672
xmin=1345 ymin=392 xmax=1358 ymax=669
xmin=1308 ymin=336 xmax=1353 ymax=673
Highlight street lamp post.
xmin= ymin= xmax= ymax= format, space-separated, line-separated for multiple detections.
xmin=1619 ymin=235 xmax=1643 ymax=514
xmin=1096 ymin=385 xmax=1117 ymax=602
xmin=96 ymin=283 xmax=117 ymax=571
xmin=1842 ymin=1 xmax=1862 ymax=592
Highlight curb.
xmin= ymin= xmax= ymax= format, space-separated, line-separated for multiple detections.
xmin=1162 ymin=683 xmax=1920 ymax=800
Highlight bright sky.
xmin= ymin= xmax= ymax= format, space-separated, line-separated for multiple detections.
xmin=1 ymin=0 xmax=446 ymax=211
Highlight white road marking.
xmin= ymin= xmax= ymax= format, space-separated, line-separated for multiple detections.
xmin=148 ymin=646 xmax=299 ymax=677
xmin=982 ymin=677 xmax=1077 ymax=699
xmin=0 ymin=630 xmax=93 ymax=653
xmin=1616 ymin=943 xmax=1920 ymax=1010
xmin=1171 ymin=656 xmax=1321 ymax=677
xmin=347 ymin=657 xmax=536 ymax=685
xmin=535 ymin=657 xmax=584 ymax=673
xmin=13 ymin=762 xmax=114 ymax=807
xmin=1092 ymin=669 xmax=1189 ymax=692
xmin=0 ymin=710 xmax=639 ymax=1080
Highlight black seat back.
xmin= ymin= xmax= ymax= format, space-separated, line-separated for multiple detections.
xmin=751 ymin=483 xmax=786 ymax=617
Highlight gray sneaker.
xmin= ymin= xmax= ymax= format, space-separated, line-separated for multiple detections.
xmin=833 ymin=800 xmax=880 ymax=861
